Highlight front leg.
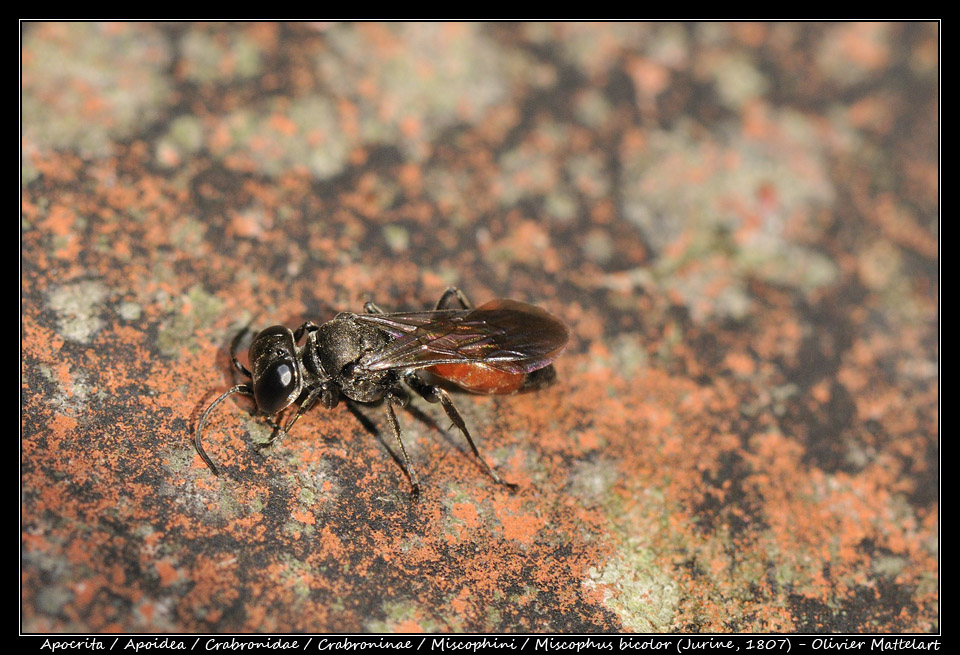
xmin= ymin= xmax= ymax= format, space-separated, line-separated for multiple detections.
xmin=259 ymin=381 xmax=339 ymax=449
xmin=230 ymin=327 xmax=254 ymax=378
xmin=293 ymin=320 xmax=320 ymax=343
xmin=301 ymin=329 xmax=335 ymax=387
xmin=403 ymin=372 xmax=517 ymax=490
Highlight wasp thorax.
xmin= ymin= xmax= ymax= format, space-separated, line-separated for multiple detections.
xmin=313 ymin=316 xmax=393 ymax=403
xmin=316 ymin=317 xmax=388 ymax=380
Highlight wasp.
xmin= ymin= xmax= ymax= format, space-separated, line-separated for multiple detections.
xmin=194 ymin=287 xmax=569 ymax=498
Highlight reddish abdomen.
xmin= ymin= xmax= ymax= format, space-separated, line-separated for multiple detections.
xmin=427 ymin=363 xmax=526 ymax=394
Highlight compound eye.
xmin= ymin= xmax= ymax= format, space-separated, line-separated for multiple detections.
xmin=255 ymin=359 xmax=299 ymax=414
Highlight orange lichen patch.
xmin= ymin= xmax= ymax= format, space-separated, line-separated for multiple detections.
xmin=71 ymin=577 xmax=105 ymax=608
xmin=21 ymin=532 xmax=51 ymax=554
xmin=138 ymin=602 xmax=156 ymax=624
xmin=397 ymin=163 xmax=422 ymax=197
xmin=394 ymin=619 xmax=425 ymax=633
xmin=869 ymin=195 xmax=938 ymax=259
xmin=399 ymin=116 xmax=422 ymax=140
xmin=155 ymin=560 xmax=179 ymax=587
xmin=290 ymin=508 xmax=315 ymax=525
xmin=48 ymin=413 xmax=79 ymax=438
xmin=315 ymin=526 xmax=344 ymax=559
xmin=451 ymin=502 xmax=481 ymax=530
xmin=41 ymin=204 xmax=77 ymax=237
xmin=848 ymin=96 xmax=895 ymax=134
xmin=833 ymin=22 xmax=892 ymax=70
xmin=449 ymin=588 xmax=474 ymax=616
xmin=810 ymin=379 xmax=832 ymax=403
xmin=30 ymin=151 xmax=83 ymax=183
xmin=627 ymin=57 xmax=670 ymax=99
xmin=493 ymin=497 xmax=547 ymax=545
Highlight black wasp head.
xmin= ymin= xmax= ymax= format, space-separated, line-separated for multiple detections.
xmin=248 ymin=325 xmax=303 ymax=414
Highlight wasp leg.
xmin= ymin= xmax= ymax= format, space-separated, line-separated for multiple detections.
xmin=383 ymin=389 xmax=420 ymax=499
xmin=299 ymin=329 xmax=334 ymax=386
xmin=195 ymin=383 xmax=254 ymax=475
xmin=403 ymin=372 xmax=517 ymax=490
xmin=368 ymin=286 xmax=472 ymax=314
xmin=435 ymin=286 xmax=473 ymax=310
xmin=230 ymin=327 xmax=254 ymax=378
xmin=259 ymin=384 xmax=328 ymax=449
xmin=293 ymin=321 xmax=320 ymax=343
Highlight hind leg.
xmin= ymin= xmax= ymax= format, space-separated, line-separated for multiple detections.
xmin=434 ymin=286 xmax=473 ymax=310
xmin=404 ymin=371 xmax=516 ymax=490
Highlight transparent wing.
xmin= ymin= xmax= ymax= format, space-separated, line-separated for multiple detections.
xmin=355 ymin=299 xmax=569 ymax=375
